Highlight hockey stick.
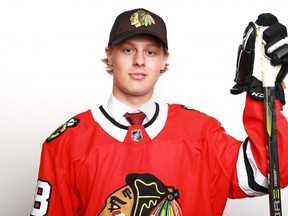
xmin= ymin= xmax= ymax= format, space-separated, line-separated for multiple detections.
xmin=262 ymin=56 xmax=282 ymax=216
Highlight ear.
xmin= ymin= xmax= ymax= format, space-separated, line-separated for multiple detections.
xmin=161 ymin=52 xmax=169 ymax=70
xmin=105 ymin=47 xmax=113 ymax=65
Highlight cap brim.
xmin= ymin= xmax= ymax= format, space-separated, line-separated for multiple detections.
xmin=109 ymin=30 xmax=168 ymax=49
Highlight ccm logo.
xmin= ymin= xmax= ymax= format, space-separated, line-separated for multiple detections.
xmin=251 ymin=92 xmax=264 ymax=98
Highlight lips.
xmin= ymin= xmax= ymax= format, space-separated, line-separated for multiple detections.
xmin=129 ymin=72 xmax=147 ymax=80
xmin=112 ymin=210 xmax=125 ymax=216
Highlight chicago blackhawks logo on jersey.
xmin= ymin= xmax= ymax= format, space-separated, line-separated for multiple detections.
xmin=99 ymin=173 xmax=182 ymax=216
xmin=46 ymin=118 xmax=80 ymax=143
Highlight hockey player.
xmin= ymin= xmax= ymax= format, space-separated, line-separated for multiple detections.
xmin=30 ymin=8 xmax=288 ymax=216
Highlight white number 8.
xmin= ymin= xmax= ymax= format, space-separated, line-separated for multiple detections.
xmin=31 ymin=180 xmax=51 ymax=216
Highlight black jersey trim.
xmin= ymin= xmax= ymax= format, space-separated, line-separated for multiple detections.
xmin=243 ymin=138 xmax=268 ymax=194
xmin=144 ymin=103 xmax=159 ymax=128
xmin=99 ymin=103 xmax=159 ymax=130
xmin=99 ymin=103 xmax=160 ymax=130
xmin=99 ymin=106 xmax=127 ymax=129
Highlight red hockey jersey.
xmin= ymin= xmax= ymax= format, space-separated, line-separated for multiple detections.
xmin=31 ymin=95 xmax=288 ymax=216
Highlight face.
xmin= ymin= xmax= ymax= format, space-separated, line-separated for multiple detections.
xmin=130 ymin=12 xmax=140 ymax=27
xmin=99 ymin=185 xmax=134 ymax=216
xmin=105 ymin=35 xmax=169 ymax=107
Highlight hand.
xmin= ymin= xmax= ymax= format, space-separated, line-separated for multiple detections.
xmin=231 ymin=13 xmax=288 ymax=105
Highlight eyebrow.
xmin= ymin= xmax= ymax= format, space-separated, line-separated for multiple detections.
xmin=109 ymin=196 xmax=127 ymax=205
xmin=120 ymin=40 xmax=162 ymax=48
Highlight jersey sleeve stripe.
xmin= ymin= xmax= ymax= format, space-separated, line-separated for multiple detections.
xmin=236 ymin=138 xmax=268 ymax=196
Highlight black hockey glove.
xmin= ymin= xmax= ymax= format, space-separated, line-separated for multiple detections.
xmin=230 ymin=13 xmax=288 ymax=105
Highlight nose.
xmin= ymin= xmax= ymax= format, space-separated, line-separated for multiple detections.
xmin=133 ymin=51 xmax=145 ymax=67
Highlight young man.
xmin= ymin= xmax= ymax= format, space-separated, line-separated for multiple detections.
xmin=31 ymin=8 xmax=288 ymax=216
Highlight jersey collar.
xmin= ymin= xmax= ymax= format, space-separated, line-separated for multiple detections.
xmin=106 ymin=94 xmax=156 ymax=124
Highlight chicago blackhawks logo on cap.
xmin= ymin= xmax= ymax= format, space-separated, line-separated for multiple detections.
xmin=130 ymin=10 xmax=155 ymax=28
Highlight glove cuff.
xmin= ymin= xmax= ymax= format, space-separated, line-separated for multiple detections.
xmin=231 ymin=77 xmax=286 ymax=105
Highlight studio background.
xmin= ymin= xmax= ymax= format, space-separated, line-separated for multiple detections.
xmin=0 ymin=0 xmax=287 ymax=215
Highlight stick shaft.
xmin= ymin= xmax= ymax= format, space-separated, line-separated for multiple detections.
xmin=263 ymin=86 xmax=282 ymax=216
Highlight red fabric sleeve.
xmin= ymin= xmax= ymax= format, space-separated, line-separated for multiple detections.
xmin=243 ymin=95 xmax=288 ymax=188
xmin=31 ymin=140 xmax=80 ymax=216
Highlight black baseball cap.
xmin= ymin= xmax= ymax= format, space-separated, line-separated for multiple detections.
xmin=108 ymin=8 xmax=168 ymax=49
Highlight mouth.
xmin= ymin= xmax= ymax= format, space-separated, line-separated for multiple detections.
xmin=129 ymin=72 xmax=147 ymax=80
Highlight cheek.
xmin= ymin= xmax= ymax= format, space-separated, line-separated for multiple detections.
xmin=112 ymin=55 xmax=130 ymax=68
xmin=147 ymin=59 xmax=165 ymax=71
xmin=112 ymin=210 xmax=126 ymax=216
xmin=147 ymin=64 xmax=162 ymax=81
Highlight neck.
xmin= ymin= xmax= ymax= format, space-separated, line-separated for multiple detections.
xmin=112 ymin=92 xmax=153 ymax=108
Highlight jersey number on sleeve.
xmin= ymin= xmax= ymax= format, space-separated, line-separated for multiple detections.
xmin=31 ymin=180 xmax=51 ymax=216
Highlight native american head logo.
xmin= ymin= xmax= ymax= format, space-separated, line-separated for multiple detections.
xmin=130 ymin=10 xmax=155 ymax=28
xmin=46 ymin=118 xmax=80 ymax=143
xmin=98 ymin=173 xmax=182 ymax=216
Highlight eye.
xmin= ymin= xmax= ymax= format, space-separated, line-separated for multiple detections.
xmin=124 ymin=48 xmax=133 ymax=54
xmin=147 ymin=50 xmax=155 ymax=56
xmin=108 ymin=199 xmax=120 ymax=212
xmin=107 ymin=196 xmax=127 ymax=213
